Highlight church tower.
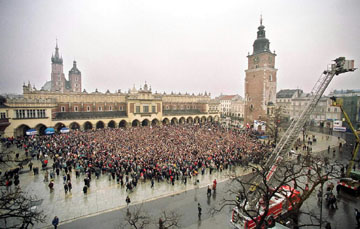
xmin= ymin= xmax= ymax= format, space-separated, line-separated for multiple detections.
xmin=244 ymin=16 xmax=277 ymax=126
xmin=50 ymin=41 xmax=66 ymax=92
xmin=69 ymin=60 xmax=82 ymax=92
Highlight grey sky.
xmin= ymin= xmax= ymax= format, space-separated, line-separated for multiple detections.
xmin=0 ymin=0 xmax=359 ymax=97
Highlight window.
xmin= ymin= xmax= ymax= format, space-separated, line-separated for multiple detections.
xmin=143 ymin=105 xmax=149 ymax=113
xmin=98 ymin=106 xmax=102 ymax=111
xmin=109 ymin=106 xmax=112 ymax=111
xmin=0 ymin=112 xmax=6 ymax=119
xmin=87 ymin=106 xmax=90 ymax=112
xmin=61 ymin=106 xmax=65 ymax=112
xmin=166 ymin=105 xmax=169 ymax=110
xmin=269 ymin=75 xmax=272 ymax=82
xmin=136 ymin=106 xmax=140 ymax=113
xmin=152 ymin=106 xmax=156 ymax=113
xmin=74 ymin=106 xmax=78 ymax=112
xmin=334 ymin=108 xmax=337 ymax=112
xmin=119 ymin=106 xmax=123 ymax=111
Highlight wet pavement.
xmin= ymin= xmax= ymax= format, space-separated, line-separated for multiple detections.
xmin=2 ymin=131 xmax=347 ymax=228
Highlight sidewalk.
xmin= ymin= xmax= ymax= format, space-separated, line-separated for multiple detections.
xmin=6 ymin=131 xmax=343 ymax=228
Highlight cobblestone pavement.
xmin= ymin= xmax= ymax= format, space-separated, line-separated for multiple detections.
xmin=2 ymin=131 xmax=343 ymax=228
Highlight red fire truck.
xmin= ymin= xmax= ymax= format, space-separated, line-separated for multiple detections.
xmin=230 ymin=186 xmax=300 ymax=229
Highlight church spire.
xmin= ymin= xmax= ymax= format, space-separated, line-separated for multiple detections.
xmin=51 ymin=40 xmax=63 ymax=64
xmin=260 ymin=14 xmax=262 ymax=26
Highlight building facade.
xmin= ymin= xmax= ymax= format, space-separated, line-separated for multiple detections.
xmin=0 ymin=45 xmax=219 ymax=137
xmin=290 ymin=94 xmax=341 ymax=128
xmin=244 ymin=18 xmax=277 ymax=126
xmin=276 ymin=89 xmax=303 ymax=120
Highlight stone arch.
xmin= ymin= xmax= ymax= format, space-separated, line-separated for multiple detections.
xmin=214 ymin=115 xmax=220 ymax=122
xmin=194 ymin=116 xmax=200 ymax=124
xmin=15 ymin=124 xmax=30 ymax=137
xmin=108 ymin=120 xmax=116 ymax=128
xmin=55 ymin=122 xmax=66 ymax=132
xmin=179 ymin=117 xmax=186 ymax=124
xmin=187 ymin=117 xmax=193 ymax=124
xmin=96 ymin=121 xmax=105 ymax=129
xmin=132 ymin=119 xmax=140 ymax=127
xmin=171 ymin=117 xmax=178 ymax=125
xmin=35 ymin=123 xmax=47 ymax=135
xmin=142 ymin=119 xmax=150 ymax=126
xmin=162 ymin=118 xmax=170 ymax=125
xmin=207 ymin=116 xmax=213 ymax=122
xmin=69 ymin=122 xmax=80 ymax=130
xmin=84 ymin=121 xmax=93 ymax=130
xmin=119 ymin=120 xmax=127 ymax=128
xmin=201 ymin=116 xmax=207 ymax=123
xmin=151 ymin=119 xmax=160 ymax=126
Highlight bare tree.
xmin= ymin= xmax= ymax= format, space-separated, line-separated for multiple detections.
xmin=265 ymin=106 xmax=284 ymax=145
xmin=0 ymin=145 xmax=45 ymax=228
xmin=0 ymin=187 xmax=45 ymax=228
xmin=212 ymin=153 xmax=342 ymax=228
xmin=158 ymin=210 xmax=181 ymax=229
xmin=122 ymin=205 xmax=151 ymax=229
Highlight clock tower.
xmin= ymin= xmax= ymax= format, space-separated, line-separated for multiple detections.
xmin=244 ymin=16 xmax=277 ymax=127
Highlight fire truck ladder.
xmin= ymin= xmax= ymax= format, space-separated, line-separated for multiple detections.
xmin=249 ymin=57 xmax=356 ymax=193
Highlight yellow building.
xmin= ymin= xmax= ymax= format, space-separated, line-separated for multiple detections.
xmin=0 ymin=82 xmax=219 ymax=137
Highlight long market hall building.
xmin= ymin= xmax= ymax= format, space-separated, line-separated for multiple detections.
xmin=0 ymin=45 xmax=220 ymax=137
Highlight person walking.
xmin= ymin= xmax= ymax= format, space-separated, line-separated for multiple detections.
xmin=198 ymin=203 xmax=202 ymax=219
xmin=68 ymin=181 xmax=72 ymax=192
xmin=126 ymin=195 xmax=131 ymax=208
xmin=151 ymin=178 xmax=154 ymax=188
xmin=29 ymin=161 xmax=33 ymax=171
xmin=207 ymin=185 xmax=211 ymax=197
xmin=355 ymin=208 xmax=360 ymax=225
xmin=64 ymin=183 xmax=68 ymax=194
xmin=52 ymin=216 xmax=59 ymax=229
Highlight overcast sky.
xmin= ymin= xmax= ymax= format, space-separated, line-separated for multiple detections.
xmin=0 ymin=0 xmax=359 ymax=97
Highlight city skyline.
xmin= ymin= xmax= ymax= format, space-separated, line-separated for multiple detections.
xmin=0 ymin=0 xmax=359 ymax=97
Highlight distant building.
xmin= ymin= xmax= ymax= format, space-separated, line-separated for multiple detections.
xmin=290 ymin=93 xmax=341 ymax=128
xmin=276 ymin=89 xmax=303 ymax=119
xmin=329 ymin=89 xmax=360 ymax=129
xmin=244 ymin=17 xmax=277 ymax=126
xmin=216 ymin=95 xmax=243 ymax=118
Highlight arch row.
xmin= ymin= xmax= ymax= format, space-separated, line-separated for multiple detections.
xmin=13 ymin=115 xmax=219 ymax=137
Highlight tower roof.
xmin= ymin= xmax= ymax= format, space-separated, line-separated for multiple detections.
xmin=252 ymin=16 xmax=272 ymax=55
xmin=69 ymin=60 xmax=81 ymax=74
xmin=51 ymin=40 xmax=63 ymax=64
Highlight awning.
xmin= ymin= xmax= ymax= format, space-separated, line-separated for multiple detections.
xmin=60 ymin=127 xmax=70 ymax=133
xmin=45 ymin=128 xmax=55 ymax=135
xmin=26 ymin=129 xmax=38 ymax=136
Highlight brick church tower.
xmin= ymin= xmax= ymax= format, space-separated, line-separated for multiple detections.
xmin=244 ymin=17 xmax=277 ymax=127
xmin=51 ymin=41 xmax=66 ymax=92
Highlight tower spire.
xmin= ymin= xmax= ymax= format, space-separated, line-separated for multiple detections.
xmin=51 ymin=39 xmax=63 ymax=64
xmin=260 ymin=14 xmax=263 ymax=26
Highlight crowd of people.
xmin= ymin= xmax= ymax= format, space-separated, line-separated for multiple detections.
xmin=2 ymin=123 xmax=271 ymax=193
